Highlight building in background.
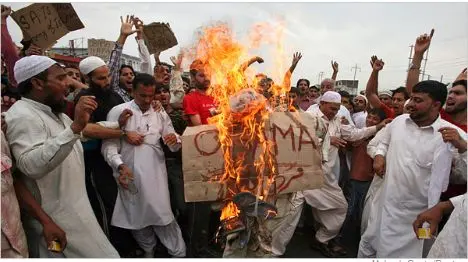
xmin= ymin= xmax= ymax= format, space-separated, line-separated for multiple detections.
xmin=49 ymin=46 xmax=142 ymax=72
xmin=335 ymin=80 xmax=358 ymax=96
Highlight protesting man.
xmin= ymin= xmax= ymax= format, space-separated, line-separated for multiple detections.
xmin=372 ymin=80 xmax=466 ymax=258
xmin=102 ymin=73 xmax=186 ymax=258
xmin=4 ymin=55 xmax=119 ymax=258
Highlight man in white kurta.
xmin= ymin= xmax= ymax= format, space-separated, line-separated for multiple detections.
xmin=101 ymin=74 xmax=186 ymax=257
xmin=5 ymin=55 xmax=119 ymax=258
xmin=373 ymin=113 xmax=466 ymax=258
xmin=267 ymin=91 xmax=386 ymax=257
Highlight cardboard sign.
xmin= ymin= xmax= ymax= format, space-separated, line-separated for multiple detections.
xmin=182 ymin=112 xmax=326 ymax=202
xmin=87 ymin=38 xmax=115 ymax=62
xmin=11 ymin=3 xmax=84 ymax=49
xmin=142 ymin=22 xmax=178 ymax=54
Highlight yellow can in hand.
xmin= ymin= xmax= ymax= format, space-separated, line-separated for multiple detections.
xmin=48 ymin=240 xmax=62 ymax=252
xmin=417 ymin=227 xmax=431 ymax=239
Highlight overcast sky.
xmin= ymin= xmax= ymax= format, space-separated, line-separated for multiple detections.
xmin=5 ymin=2 xmax=468 ymax=91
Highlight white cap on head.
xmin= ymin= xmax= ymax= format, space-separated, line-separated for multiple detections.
xmin=14 ymin=55 xmax=57 ymax=84
xmin=356 ymin=94 xmax=368 ymax=105
xmin=378 ymin=90 xmax=392 ymax=98
xmin=79 ymin=56 xmax=106 ymax=75
xmin=321 ymin=91 xmax=341 ymax=104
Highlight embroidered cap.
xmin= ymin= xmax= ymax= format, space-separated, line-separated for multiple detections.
xmin=79 ymin=56 xmax=106 ymax=75
xmin=321 ymin=91 xmax=342 ymax=104
xmin=14 ymin=55 xmax=57 ymax=84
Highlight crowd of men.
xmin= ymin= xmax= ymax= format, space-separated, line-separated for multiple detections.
xmin=1 ymin=6 xmax=467 ymax=259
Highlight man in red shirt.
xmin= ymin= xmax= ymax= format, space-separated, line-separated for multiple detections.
xmin=183 ymin=59 xmax=217 ymax=126
xmin=440 ymin=79 xmax=467 ymax=132
xmin=365 ymin=56 xmax=409 ymax=120
xmin=182 ymin=59 xmax=221 ymax=257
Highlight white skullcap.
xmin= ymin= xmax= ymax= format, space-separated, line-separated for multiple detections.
xmin=356 ymin=94 xmax=368 ymax=105
xmin=14 ymin=55 xmax=57 ymax=84
xmin=79 ymin=56 xmax=106 ymax=75
xmin=379 ymin=90 xmax=392 ymax=98
xmin=321 ymin=91 xmax=341 ymax=104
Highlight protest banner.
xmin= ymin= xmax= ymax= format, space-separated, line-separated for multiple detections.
xmin=87 ymin=38 xmax=115 ymax=62
xmin=11 ymin=3 xmax=84 ymax=49
xmin=182 ymin=112 xmax=325 ymax=202
xmin=142 ymin=22 xmax=178 ymax=54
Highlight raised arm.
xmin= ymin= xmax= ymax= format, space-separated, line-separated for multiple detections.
xmin=406 ymin=29 xmax=434 ymax=94
xmin=331 ymin=60 xmax=339 ymax=81
xmin=1 ymin=5 xmax=20 ymax=87
xmin=365 ymin=55 xmax=385 ymax=109
xmin=283 ymin=52 xmax=302 ymax=90
xmin=134 ymin=17 xmax=153 ymax=75
xmin=169 ymin=52 xmax=186 ymax=108
xmin=240 ymin=56 xmax=264 ymax=72
xmin=109 ymin=15 xmax=139 ymax=93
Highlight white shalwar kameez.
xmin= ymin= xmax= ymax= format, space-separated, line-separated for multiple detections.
xmin=427 ymin=194 xmax=467 ymax=258
xmin=266 ymin=106 xmax=379 ymax=256
xmin=358 ymin=126 xmax=389 ymax=258
xmin=352 ymin=111 xmax=368 ymax=129
xmin=373 ymin=114 xmax=466 ymax=258
xmin=4 ymin=99 xmax=119 ymax=258
xmin=102 ymin=100 xmax=186 ymax=257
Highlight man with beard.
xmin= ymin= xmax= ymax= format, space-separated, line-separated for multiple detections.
xmin=4 ymin=55 xmax=119 ymax=257
xmin=405 ymin=29 xmax=467 ymax=203
xmin=372 ymin=80 xmax=466 ymax=258
xmin=76 ymin=55 xmax=145 ymax=257
xmin=116 ymin=64 xmax=135 ymax=101
xmin=352 ymin=94 xmax=368 ymax=129
xmin=296 ymin=78 xmax=312 ymax=112
xmin=365 ymin=56 xmax=410 ymax=119
xmin=378 ymin=90 xmax=393 ymax=107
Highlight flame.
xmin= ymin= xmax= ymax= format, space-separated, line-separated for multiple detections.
xmin=220 ymin=201 xmax=240 ymax=221
xmin=187 ymin=20 xmax=290 ymax=221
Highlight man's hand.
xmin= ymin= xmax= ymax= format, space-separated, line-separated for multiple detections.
xmin=439 ymin=127 xmax=467 ymax=153
xmin=170 ymin=51 xmax=184 ymax=71
xmin=163 ymin=133 xmax=178 ymax=146
xmin=331 ymin=60 xmax=339 ymax=73
xmin=43 ymin=220 xmax=67 ymax=251
xmin=255 ymin=56 xmax=264 ymax=64
xmin=373 ymin=154 xmax=386 ymax=177
xmin=117 ymin=164 xmax=133 ymax=189
xmin=370 ymin=55 xmax=385 ymax=72
xmin=72 ymin=96 xmax=97 ymax=134
xmin=414 ymin=29 xmax=435 ymax=55
xmin=376 ymin=118 xmax=392 ymax=131
xmin=1 ymin=5 xmax=11 ymax=21
xmin=330 ymin=136 xmax=347 ymax=148
xmin=124 ymin=131 xmax=144 ymax=145
xmin=151 ymin=100 xmax=163 ymax=112
xmin=118 ymin=109 xmax=133 ymax=128
xmin=412 ymin=202 xmax=447 ymax=239
xmin=120 ymin=15 xmax=139 ymax=37
xmin=455 ymin=68 xmax=467 ymax=82
xmin=24 ymin=44 xmax=43 ymax=56
xmin=340 ymin=116 xmax=350 ymax=125
xmin=133 ymin=17 xmax=144 ymax=40
xmin=291 ymin=52 xmax=302 ymax=67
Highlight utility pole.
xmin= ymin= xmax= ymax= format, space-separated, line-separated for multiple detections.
xmin=351 ymin=64 xmax=361 ymax=81
xmin=408 ymin=45 xmax=414 ymax=69
xmin=318 ymin=71 xmax=324 ymax=84
xmin=440 ymin=75 xmax=443 ymax=82
xmin=421 ymin=49 xmax=429 ymax=80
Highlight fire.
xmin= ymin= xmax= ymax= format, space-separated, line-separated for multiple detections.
xmin=220 ymin=201 xmax=240 ymax=221
xmin=186 ymin=20 xmax=290 ymax=222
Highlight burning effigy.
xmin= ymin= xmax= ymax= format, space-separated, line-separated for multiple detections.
xmin=181 ymin=21 xmax=327 ymax=257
